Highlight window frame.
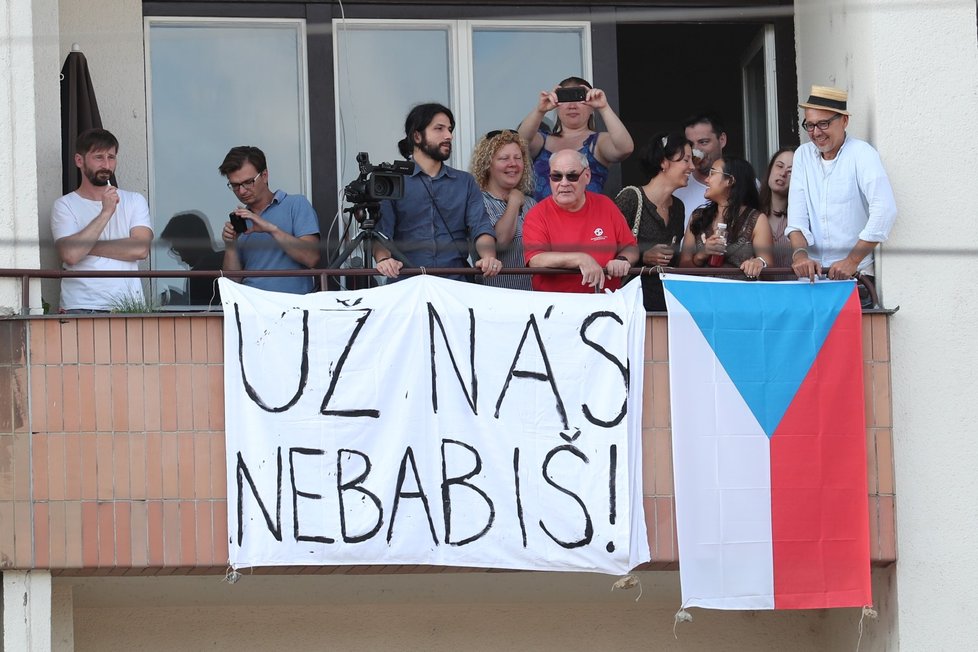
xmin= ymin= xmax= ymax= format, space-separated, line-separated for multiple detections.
xmin=143 ymin=16 xmax=313 ymax=281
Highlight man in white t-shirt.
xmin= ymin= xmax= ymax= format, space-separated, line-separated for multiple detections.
xmin=672 ymin=112 xmax=727 ymax=229
xmin=51 ymin=128 xmax=153 ymax=312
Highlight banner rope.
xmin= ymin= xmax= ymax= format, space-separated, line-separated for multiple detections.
xmin=855 ymin=604 xmax=878 ymax=651
xmin=610 ymin=574 xmax=643 ymax=601
xmin=673 ymin=601 xmax=694 ymax=639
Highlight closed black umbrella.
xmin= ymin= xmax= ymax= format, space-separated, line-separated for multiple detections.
xmin=61 ymin=46 xmax=116 ymax=193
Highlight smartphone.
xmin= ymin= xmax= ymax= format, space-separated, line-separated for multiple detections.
xmin=555 ymin=86 xmax=587 ymax=103
xmin=229 ymin=212 xmax=248 ymax=234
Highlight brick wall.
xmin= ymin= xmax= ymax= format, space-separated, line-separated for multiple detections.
xmin=0 ymin=313 xmax=896 ymax=574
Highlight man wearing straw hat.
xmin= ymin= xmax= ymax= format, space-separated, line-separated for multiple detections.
xmin=786 ymin=85 xmax=896 ymax=305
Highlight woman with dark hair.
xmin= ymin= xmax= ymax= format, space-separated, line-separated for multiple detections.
xmin=518 ymin=76 xmax=634 ymax=201
xmin=614 ymin=132 xmax=694 ymax=310
xmin=680 ymin=157 xmax=773 ymax=279
xmin=469 ymin=129 xmax=535 ymax=290
xmin=758 ymin=147 xmax=794 ymax=268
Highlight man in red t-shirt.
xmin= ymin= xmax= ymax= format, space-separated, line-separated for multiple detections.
xmin=523 ymin=149 xmax=638 ymax=293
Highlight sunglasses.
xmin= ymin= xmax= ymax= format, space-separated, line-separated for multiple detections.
xmin=549 ymin=170 xmax=584 ymax=182
xmin=485 ymin=129 xmax=518 ymax=140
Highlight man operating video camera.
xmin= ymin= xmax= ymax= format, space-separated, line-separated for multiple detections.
xmin=373 ymin=103 xmax=501 ymax=282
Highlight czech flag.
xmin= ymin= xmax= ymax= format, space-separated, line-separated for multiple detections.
xmin=663 ymin=275 xmax=871 ymax=610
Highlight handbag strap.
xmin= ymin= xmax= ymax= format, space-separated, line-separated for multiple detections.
xmin=628 ymin=186 xmax=643 ymax=237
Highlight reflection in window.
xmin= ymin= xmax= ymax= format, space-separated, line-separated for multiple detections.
xmin=145 ymin=19 xmax=309 ymax=307
xmin=334 ymin=25 xmax=452 ymax=186
xmin=472 ymin=28 xmax=586 ymax=138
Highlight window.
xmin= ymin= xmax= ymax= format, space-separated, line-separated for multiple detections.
xmin=332 ymin=19 xmax=590 ymax=194
xmin=144 ymin=18 xmax=310 ymax=305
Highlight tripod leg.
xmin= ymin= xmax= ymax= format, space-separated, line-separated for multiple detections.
xmin=328 ymin=231 xmax=368 ymax=269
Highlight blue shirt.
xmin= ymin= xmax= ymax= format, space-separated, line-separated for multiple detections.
xmin=237 ymin=190 xmax=320 ymax=294
xmin=378 ymin=163 xmax=495 ymax=280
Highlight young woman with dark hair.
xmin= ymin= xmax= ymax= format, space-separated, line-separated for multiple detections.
xmin=758 ymin=147 xmax=794 ymax=268
xmin=614 ymin=132 xmax=694 ymax=310
xmin=680 ymin=157 xmax=773 ymax=280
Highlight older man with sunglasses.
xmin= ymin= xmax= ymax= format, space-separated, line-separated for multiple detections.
xmin=523 ymin=149 xmax=638 ymax=293
xmin=786 ymin=86 xmax=897 ymax=306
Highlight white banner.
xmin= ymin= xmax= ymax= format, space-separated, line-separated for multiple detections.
xmin=220 ymin=276 xmax=650 ymax=574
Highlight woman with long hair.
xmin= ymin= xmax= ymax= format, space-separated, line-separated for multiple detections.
xmin=680 ymin=157 xmax=773 ymax=279
xmin=518 ymin=76 xmax=634 ymax=201
xmin=614 ymin=132 xmax=694 ymax=310
xmin=758 ymin=147 xmax=794 ymax=268
xmin=469 ymin=129 xmax=536 ymax=290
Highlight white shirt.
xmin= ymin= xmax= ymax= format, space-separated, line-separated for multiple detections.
xmin=673 ymin=175 xmax=709 ymax=230
xmin=51 ymin=189 xmax=153 ymax=310
xmin=785 ymin=136 xmax=896 ymax=272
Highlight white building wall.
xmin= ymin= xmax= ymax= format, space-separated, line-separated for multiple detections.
xmin=0 ymin=0 xmax=57 ymax=314
xmin=57 ymin=0 xmax=148 ymax=197
xmin=795 ymin=1 xmax=978 ymax=650
xmin=2 ymin=571 xmax=53 ymax=651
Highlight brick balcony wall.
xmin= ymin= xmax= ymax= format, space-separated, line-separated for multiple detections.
xmin=0 ymin=314 xmax=896 ymax=574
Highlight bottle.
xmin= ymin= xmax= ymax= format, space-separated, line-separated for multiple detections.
xmin=708 ymin=223 xmax=727 ymax=267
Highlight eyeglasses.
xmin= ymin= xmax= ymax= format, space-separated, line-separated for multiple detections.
xmin=549 ymin=170 xmax=584 ymax=182
xmin=226 ymin=170 xmax=264 ymax=192
xmin=801 ymin=114 xmax=842 ymax=132
xmin=485 ymin=129 xmax=517 ymax=140
xmin=708 ymin=167 xmax=733 ymax=179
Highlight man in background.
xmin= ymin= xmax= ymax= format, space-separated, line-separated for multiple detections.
xmin=673 ymin=112 xmax=727 ymax=229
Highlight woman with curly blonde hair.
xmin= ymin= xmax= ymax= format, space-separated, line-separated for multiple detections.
xmin=470 ymin=129 xmax=536 ymax=290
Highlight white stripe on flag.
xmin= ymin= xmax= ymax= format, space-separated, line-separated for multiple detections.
xmin=666 ymin=287 xmax=775 ymax=610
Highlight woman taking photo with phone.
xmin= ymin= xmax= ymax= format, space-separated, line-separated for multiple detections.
xmin=680 ymin=157 xmax=773 ymax=279
xmin=614 ymin=132 xmax=694 ymax=310
xmin=518 ymin=76 xmax=634 ymax=201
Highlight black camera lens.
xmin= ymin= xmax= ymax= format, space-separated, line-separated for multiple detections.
xmin=373 ymin=177 xmax=394 ymax=198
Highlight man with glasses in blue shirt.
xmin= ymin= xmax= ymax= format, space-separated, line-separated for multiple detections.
xmin=219 ymin=146 xmax=320 ymax=294
xmin=786 ymin=86 xmax=897 ymax=306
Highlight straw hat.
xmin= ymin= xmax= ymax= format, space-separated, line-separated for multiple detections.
xmin=798 ymin=85 xmax=850 ymax=115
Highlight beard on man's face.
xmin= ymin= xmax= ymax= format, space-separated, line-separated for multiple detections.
xmin=418 ymin=134 xmax=452 ymax=162
xmin=84 ymin=167 xmax=112 ymax=187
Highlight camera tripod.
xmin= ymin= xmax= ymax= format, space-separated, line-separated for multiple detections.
xmin=328 ymin=202 xmax=413 ymax=286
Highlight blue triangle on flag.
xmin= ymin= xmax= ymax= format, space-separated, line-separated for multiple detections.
xmin=664 ymin=278 xmax=855 ymax=437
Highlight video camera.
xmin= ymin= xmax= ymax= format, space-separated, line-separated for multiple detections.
xmin=343 ymin=152 xmax=413 ymax=207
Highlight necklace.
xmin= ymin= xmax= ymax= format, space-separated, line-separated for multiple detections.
xmin=770 ymin=208 xmax=787 ymax=218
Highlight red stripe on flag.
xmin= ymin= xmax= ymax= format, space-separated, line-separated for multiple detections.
xmin=770 ymin=290 xmax=872 ymax=609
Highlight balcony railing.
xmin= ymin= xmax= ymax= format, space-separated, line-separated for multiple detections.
xmin=0 ymin=265 xmax=885 ymax=315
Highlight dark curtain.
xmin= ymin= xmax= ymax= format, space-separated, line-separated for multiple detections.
xmin=61 ymin=49 xmax=116 ymax=194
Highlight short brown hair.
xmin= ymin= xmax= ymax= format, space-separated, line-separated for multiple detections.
xmin=75 ymin=128 xmax=119 ymax=156
xmin=219 ymin=146 xmax=267 ymax=177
